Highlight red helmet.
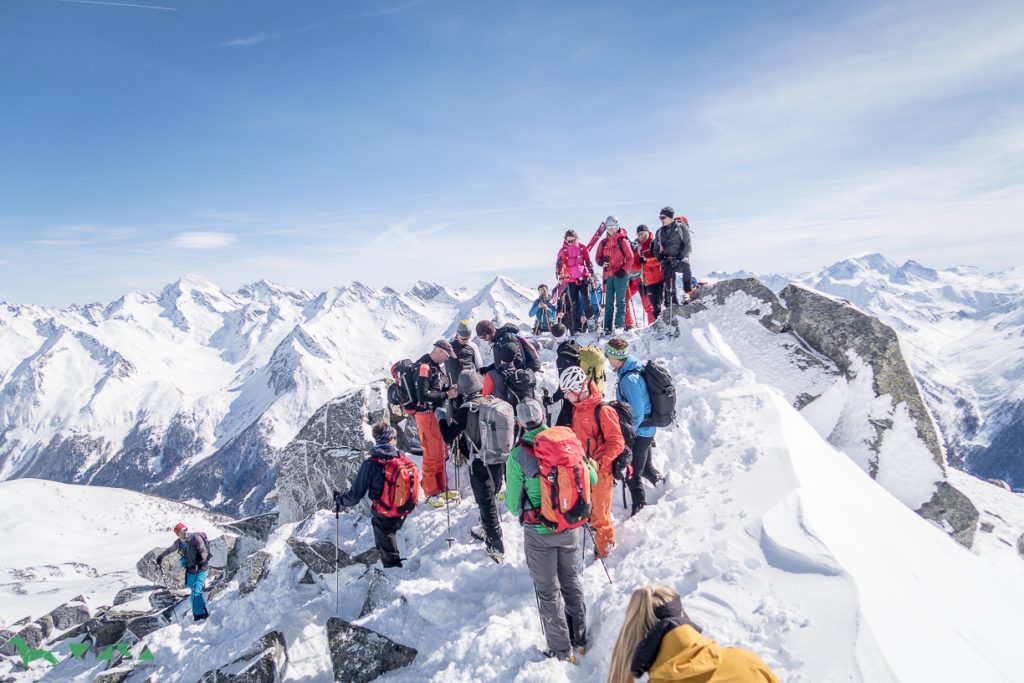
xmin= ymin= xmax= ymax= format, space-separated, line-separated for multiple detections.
xmin=174 ymin=523 xmax=187 ymax=535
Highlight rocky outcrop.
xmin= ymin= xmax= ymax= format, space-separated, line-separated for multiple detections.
xmin=286 ymin=537 xmax=379 ymax=576
xmin=360 ymin=569 xmax=406 ymax=618
xmin=915 ymin=481 xmax=978 ymax=548
xmin=238 ymin=552 xmax=271 ymax=596
xmin=199 ymin=631 xmax=288 ymax=682
xmin=326 ymin=618 xmax=417 ymax=682
xmin=223 ymin=512 xmax=280 ymax=543
xmin=0 ymin=596 xmax=92 ymax=656
xmin=274 ymin=383 xmax=389 ymax=524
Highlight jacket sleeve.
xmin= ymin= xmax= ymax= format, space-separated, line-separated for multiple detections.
xmin=621 ymin=239 xmax=635 ymax=271
xmin=681 ymin=223 xmax=692 ymax=260
xmin=504 ymin=449 xmax=525 ymax=515
xmin=529 ymin=299 xmax=542 ymax=318
xmin=155 ymin=541 xmax=178 ymax=564
xmin=521 ymin=338 xmax=542 ymax=372
xmin=482 ymin=373 xmax=494 ymax=397
xmin=338 ymin=459 xmax=374 ymax=508
xmin=595 ymin=405 xmax=625 ymax=467
xmin=416 ymin=362 xmax=446 ymax=404
xmin=618 ymin=372 xmax=651 ymax=432
xmin=581 ymin=245 xmax=594 ymax=273
xmin=595 ymin=238 xmax=607 ymax=266
xmin=651 ymin=230 xmax=663 ymax=259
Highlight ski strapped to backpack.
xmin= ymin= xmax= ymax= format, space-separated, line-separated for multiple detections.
xmin=622 ymin=360 xmax=676 ymax=428
xmin=371 ymin=453 xmax=420 ymax=518
xmin=518 ymin=426 xmax=593 ymax=533
xmin=388 ymin=359 xmax=419 ymax=413
xmin=465 ymin=396 xmax=516 ymax=466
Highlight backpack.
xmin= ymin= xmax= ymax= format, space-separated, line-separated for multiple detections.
xmin=578 ymin=345 xmax=605 ymax=393
xmin=625 ymin=360 xmax=676 ymax=428
xmin=188 ymin=532 xmax=211 ymax=568
xmin=465 ymin=396 xmax=516 ymax=466
xmin=520 ymin=426 xmax=592 ymax=532
xmin=594 ymin=401 xmax=634 ymax=471
xmin=556 ymin=340 xmax=581 ymax=373
xmin=500 ymin=365 xmax=537 ymax=406
xmin=495 ymin=331 xmax=536 ymax=369
xmin=371 ymin=453 xmax=420 ymax=518
xmin=388 ymin=359 xmax=419 ymax=412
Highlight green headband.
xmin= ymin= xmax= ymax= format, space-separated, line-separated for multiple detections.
xmin=604 ymin=344 xmax=629 ymax=360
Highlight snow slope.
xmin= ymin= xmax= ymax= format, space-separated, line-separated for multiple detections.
xmin=0 ymin=479 xmax=228 ymax=627
xmin=10 ymin=299 xmax=1022 ymax=682
xmin=0 ymin=277 xmax=533 ymax=515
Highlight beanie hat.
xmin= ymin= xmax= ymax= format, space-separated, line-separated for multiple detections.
xmin=636 ymin=224 xmax=649 ymax=235
xmin=476 ymin=320 xmax=496 ymax=338
xmin=604 ymin=340 xmax=629 ymax=360
xmin=516 ymin=398 xmax=545 ymax=429
xmin=660 ymin=206 xmax=675 ymax=219
xmin=456 ymin=319 xmax=471 ymax=338
xmin=372 ymin=423 xmax=397 ymax=445
xmin=457 ymin=369 xmax=484 ymax=396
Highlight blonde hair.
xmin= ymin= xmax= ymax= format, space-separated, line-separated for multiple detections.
xmin=607 ymin=584 xmax=679 ymax=683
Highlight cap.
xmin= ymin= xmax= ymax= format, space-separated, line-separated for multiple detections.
xmin=433 ymin=339 xmax=456 ymax=359
xmin=456 ymin=319 xmax=471 ymax=338
xmin=660 ymin=206 xmax=675 ymax=219
xmin=476 ymin=320 xmax=496 ymax=338
xmin=457 ymin=369 xmax=484 ymax=395
xmin=516 ymin=398 xmax=545 ymax=429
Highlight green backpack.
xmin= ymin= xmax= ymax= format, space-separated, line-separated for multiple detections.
xmin=578 ymin=345 xmax=606 ymax=393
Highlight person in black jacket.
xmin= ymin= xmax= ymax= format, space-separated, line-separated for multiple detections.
xmin=333 ymin=422 xmax=411 ymax=569
xmin=155 ymin=523 xmax=211 ymax=620
xmin=415 ymin=340 xmax=459 ymax=506
xmin=475 ymin=320 xmax=542 ymax=372
xmin=652 ymin=206 xmax=693 ymax=309
xmin=439 ymin=370 xmax=507 ymax=562
xmin=545 ymin=323 xmax=581 ymax=427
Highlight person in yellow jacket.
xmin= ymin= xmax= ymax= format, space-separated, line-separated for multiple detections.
xmin=607 ymin=585 xmax=780 ymax=683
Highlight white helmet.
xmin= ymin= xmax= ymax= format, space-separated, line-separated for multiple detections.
xmin=559 ymin=366 xmax=587 ymax=394
xmin=605 ymin=215 xmax=620 ymax=230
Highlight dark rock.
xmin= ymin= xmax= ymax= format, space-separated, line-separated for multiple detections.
xmin=86 ymin=617 xmax=128 ymax=649
xmin=298 ymin=569 xmax=316 ymax=585
xmin=148 ymin=589 xmax=178 ymax=611
xmin=223 ymin=512 xmax=280 ymax=543
xmin=138 ymin=546 xmax=185 ymax=586
xmin=0 ymin=619 xmax=42 ymax=657
xmin=287 ymin=537 xmax=378 ymax=575
xmin=227 ymin=536 xmax=266 ymax=571
xmin=127 ymin=614 xmax=168 ymax=640
xmin=275 ymin=383 xmax=388 ymax=523
xmin=93 ymin=669 xmax=133 ymax=683
xmin=359 ymin=569 xmax=407 ymax=618
xmin=1018 ymin=532 xmax=1024 ymax=559
xmin=916 ymin=481 xmax=979 ymax=548
xmin=199 ymin=631 xmax=288 ymax=682
xmin=980 ymin=521 xmax=995 ymax=533
xmin=703 ymin=278 xmax=789 ymax=332
xmin=114 ymin=585 xmax=163 ymax=606
xmin=239 ymin=551 xmax=272 ymax=595
xmin=327 ymin=618 xmax=417 ymax=682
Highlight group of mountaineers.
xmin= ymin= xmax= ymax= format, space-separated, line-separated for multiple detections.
xmin=157 ymin=206 xmax=780 ymax=681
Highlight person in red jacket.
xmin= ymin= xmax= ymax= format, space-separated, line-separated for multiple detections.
xmin=560 ymin=366 xmax=624 ymax=558
xmin=595 ymin=217 xmax=635 ymax=334
xmin=634 ymin=224 xmax=664 ymax=323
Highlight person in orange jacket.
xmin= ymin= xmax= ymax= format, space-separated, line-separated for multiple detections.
xmin=559 ymin=366 xmax=623 ymax=558
xmin=607 ymin=585 xmax=780 ymax=683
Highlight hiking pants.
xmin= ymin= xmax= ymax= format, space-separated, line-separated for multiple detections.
xmin=645 ymin=280 xmax=664 ymax=321
xmin=567 ymin=280 xmax=593 ymax=333
xmin=524 ymin=529 xmax=588 ymax=656
xmin=627 ymin=435 xmax=654 ymax=513
xmin=604 ymin=274 xmax=628 ymax=331
xmin=415 ymin=411 xmax=447 ymax=497
xmin=185 ymin=570 xmax=208 ymax=617
xmin=371 ymin=512 xmax=406 ymax=568
xmin=591 ymin=469 xmax=616 ymax=557
xmin=470 ymin=459 xmax=505 ymax=554
xmin=625 ymin=278 xmax=655 ymax=327
xmin=661 ymin=258 xmax=692 ymax=308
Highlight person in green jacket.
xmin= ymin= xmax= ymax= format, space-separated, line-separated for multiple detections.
xmin=506 ymin=398 xmax=598 ymax=663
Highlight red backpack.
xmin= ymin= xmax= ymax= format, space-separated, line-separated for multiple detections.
xmin=371 ymin=453 xmax=420 ymax=518
xmin=520 ymin=426 xmax=592 ymax=532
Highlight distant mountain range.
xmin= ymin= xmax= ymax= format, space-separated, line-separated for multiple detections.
xmin=0 ymin=275 xmax=534 ymax=515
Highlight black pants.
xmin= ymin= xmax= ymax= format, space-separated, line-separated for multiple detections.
xmin=661 ymin=259 xmax=692 ymax=307
xmin=371 ymin=512 xmax=406 ymax=568
xmin=644 ymin=280 xmax=664 ymax=320
xmin=567 ymin=280 xmax=593 ymax=333
xmin=626 ymin=436 xmax=654 ymax=512
xmin=470 ymin=459 xmax=506 ymax=553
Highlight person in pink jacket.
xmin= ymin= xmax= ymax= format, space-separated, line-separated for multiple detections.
xmin=555 ymin=230 xmax=595 ymax=334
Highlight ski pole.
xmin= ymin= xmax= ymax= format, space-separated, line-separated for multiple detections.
xmin=443 ymin=463 xmax=455 ymax=548
xmin=622 ymin=478 xmax=627 ymax=510
xmin=335 ymin=500 xmax=341 ymax=613
xmin=585 ymin=524 xmax=613 ymax=584
xmin=534 ymin=589 xmax=546 ymax=637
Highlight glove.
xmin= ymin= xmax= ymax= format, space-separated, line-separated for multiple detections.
xmin=612 ymin=456 xmax=628 ymax=481
xmin=614 ymin=269 xmax=626 ymax=279
xmin=638 ymin=255 xmax=646 ymax=264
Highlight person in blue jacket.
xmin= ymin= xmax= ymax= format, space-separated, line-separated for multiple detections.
xmin=605 ymin=337 xmax=662 ymax=515
xmin=530 ymin=284 xmax=555 ymax=334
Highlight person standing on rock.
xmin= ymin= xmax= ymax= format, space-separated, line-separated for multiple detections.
xmin=652 ymin=206 xmax=693 ymax=310
xmin=595 ymin=217 xmax=635 ymax=334
xmin=155 ymin=523 xmax=211 ymax=621
xmin=333 ymin=422 xmax=420 ymax=569
xmin=415 ymin=340 xmax=460 ymax=507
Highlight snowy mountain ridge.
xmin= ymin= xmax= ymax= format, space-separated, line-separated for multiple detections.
xmin=0 ymin=276 xmax=534 ymax=515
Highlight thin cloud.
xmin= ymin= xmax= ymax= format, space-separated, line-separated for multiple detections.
xmin=172 ymin=232 xmax=237 ymax=249
xmin=218 ymin=32 xmax=280 ymax=49
xmin=56 ymin=0 xmax=177 ymax=10
xmin=30 ymin=239 xmax=88 ymax=247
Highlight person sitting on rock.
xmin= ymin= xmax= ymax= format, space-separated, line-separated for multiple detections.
xmin=155 ymin=523 xmax=211 ymax=621
xmin=333 ymin=421 xmax=420 ymax=569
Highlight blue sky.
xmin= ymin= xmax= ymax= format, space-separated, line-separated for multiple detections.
xmin=2 ymin=0 xmax=1023 ymax=306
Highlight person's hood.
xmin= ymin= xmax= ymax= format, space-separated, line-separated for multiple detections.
xmin=369 ymin=443 xmax=398 ymax=460
xmin=618 ymin=355 xmax=643 ymax=375
xmin=522 ymin=424 xmax=548 ymax=445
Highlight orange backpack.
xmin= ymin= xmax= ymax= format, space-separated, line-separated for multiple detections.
xmin=371 ymin=453 xmax=420 ymax=518
xmin=521 ymin=426 xmax=592 ymax=532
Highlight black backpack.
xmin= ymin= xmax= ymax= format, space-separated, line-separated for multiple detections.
xmin=595 ymin=400 xmax=635 ymax=469
xmin=500 ymin=366 xmax=537 ymax=407
xmin=556 ymin=340 xmax=581 ymax=374
xmin=625 ymin=360 xmax=676 ymax=428
xmin=388 ymin=359 xmax=419 ymax=411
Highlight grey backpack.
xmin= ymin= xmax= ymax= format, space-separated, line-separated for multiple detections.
xmin=466 ymin=396 xmax=516 ymax=466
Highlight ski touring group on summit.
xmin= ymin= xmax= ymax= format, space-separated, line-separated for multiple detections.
xmin=149 ymin=207 xmax=779 ymax=680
